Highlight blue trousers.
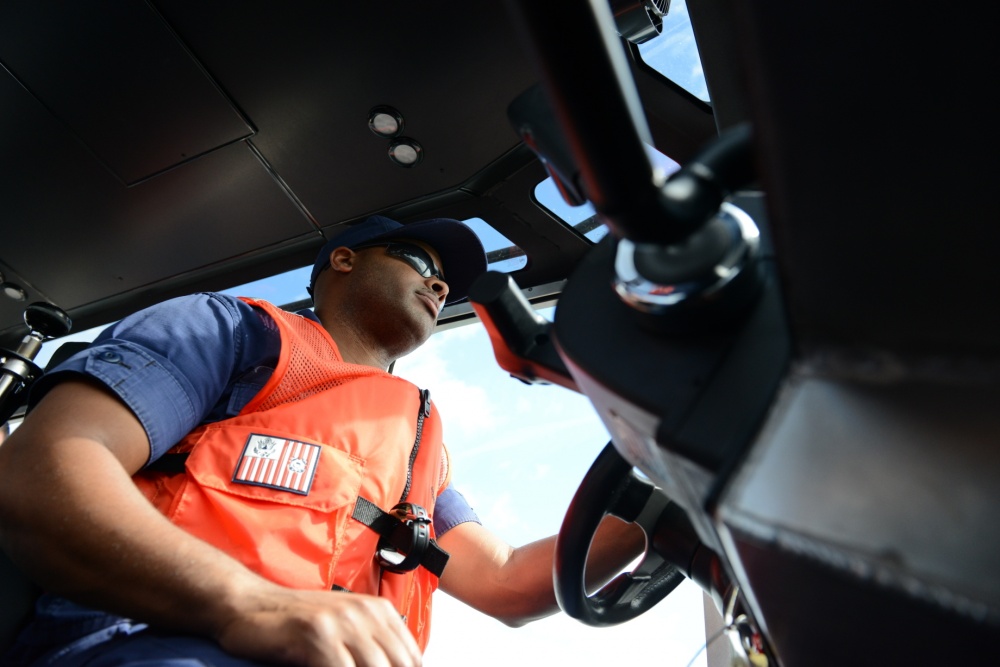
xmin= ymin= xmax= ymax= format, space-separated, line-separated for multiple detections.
xmin=4 ymin=596 xmax=266 ymax=667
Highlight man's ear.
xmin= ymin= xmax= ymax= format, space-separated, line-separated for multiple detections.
xmin=329 ymin=246 xmax=355 ymax=274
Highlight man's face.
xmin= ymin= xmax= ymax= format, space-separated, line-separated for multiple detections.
xmin=346 ymin=239 xmax=449 ymax=359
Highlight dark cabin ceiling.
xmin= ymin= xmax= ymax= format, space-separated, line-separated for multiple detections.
xmin=3 ymin=1 xmax=635 ymax=345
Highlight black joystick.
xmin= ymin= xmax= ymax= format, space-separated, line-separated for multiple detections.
xmin=608 ymin=124 xmax=764 ymax=334
xmin=0 ymin=302 xmax=73 ymax=425
xmin=24 ymin=302 xmax=73 ymax=341
xmin=613 ymin=202 xmax=763 ymax=334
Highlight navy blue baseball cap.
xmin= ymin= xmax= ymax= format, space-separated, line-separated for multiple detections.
xmin=309 ymin=215 xmax=487 ymax=305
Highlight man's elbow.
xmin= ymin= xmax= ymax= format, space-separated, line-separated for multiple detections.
xmin=490 ymin=604 xmax=558 ymax=628
xmin=495 ymin=612 xmax=530 ymax=628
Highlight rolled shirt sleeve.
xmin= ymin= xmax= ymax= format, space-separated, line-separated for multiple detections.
xmin=28 ymin=293 xmax=268 ymax=464
xmin=433 ymin=485 xmax=480 ymax=536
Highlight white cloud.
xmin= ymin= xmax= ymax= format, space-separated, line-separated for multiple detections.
xmin=478 ymin=491 xmax=521 ymax=534
xmin=395 ymin=328 xmax=499 ymax=439
xmin=532 ymin=463 xmax=551 ymax=481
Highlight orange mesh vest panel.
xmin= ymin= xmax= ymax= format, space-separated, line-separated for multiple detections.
xmin=133 ymin=298 xmax=449 ymax=650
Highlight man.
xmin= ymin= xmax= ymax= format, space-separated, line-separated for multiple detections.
xmin=0 ymin=215 xmax=642 ymax=667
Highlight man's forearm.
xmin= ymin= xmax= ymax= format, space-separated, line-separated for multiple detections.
xmin=0 ymin=428 xmax=266 ymax=638
xmin=438 ymin=516 xmax=644 ymax=627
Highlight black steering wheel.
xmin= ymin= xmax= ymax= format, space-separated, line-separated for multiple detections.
xmin=554 ymin=442 xmax=687 ymax=626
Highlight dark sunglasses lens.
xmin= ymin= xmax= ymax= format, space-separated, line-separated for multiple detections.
xmin=387 ymin=244 xmax=442 ymax=280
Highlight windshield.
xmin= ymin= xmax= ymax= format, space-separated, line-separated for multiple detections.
xmin=393 ymin=308 xmax=710 ymax=666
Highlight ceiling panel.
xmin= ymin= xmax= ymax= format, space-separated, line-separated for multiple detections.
xmin=0 ymin=70 xmax=315 ymax=342
xmin=154 ymin=1 xmax=540 ymax=227
xmin=0 ymin=1 xmax=253 ymax=185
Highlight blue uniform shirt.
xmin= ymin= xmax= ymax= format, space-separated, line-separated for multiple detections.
xmin=7 ymin=293 xmax=479 ymax=666
xmin=30 ymin=292 xmax=478 ymax=530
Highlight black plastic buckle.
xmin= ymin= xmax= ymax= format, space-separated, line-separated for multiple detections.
xmin=376 ymin=502 xmax=432 ymax=573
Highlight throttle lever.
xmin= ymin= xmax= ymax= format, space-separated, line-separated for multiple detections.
xmin=468 ymin=271 xmax=578 ymax=392
xmin=0 ymin=302 xmax=72 ymax=425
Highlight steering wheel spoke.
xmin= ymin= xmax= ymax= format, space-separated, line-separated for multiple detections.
xmin=555 ymin=442 xmax=687 ymax=626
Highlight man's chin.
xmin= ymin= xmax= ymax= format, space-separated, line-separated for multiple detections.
xmin=386 ymin=322 xmax=434 ymax=361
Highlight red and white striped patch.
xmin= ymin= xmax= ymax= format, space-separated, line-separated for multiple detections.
xmin=232 ymin=434 xmax=320 ymax=495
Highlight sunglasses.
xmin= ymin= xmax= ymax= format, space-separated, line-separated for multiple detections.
xmin=354 ymin=242 xmax=445 ymax=282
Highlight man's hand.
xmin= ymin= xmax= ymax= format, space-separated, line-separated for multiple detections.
xmin=217 ymin=589 xmax=421 ymax=667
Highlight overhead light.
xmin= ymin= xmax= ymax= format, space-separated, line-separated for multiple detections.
xmin=1 ymin=282 xmax=27 ymax=301
xmin=368 ymin=106 xmax=423 ymax=167
xmin=368 ymin=106 xmax=404 ymax=138
xmin=388 ymin=138 xmax=424 ymax=167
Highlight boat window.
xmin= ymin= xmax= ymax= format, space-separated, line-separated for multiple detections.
xmin=533 ymin=145 xmax=681 ymax=244
xmin=636 ymin=0 xmax=710 ymax=102
xmin=462 ymin=217 xmax=528 ymax=273
xmin=393 ymin=306 xmax=710 ymax=665
xmin=534 ymin=178 xmax=606 ymax=243
xmin=220 ymin=266 xmax=312 ymax=306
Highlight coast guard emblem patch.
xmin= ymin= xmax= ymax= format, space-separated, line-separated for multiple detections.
xmin=233 ymin=434 xmax=320 ymax=495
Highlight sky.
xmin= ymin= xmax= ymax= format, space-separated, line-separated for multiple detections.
xmin=391 ymin=311 xmax=713 ymax=667
xmin=637 ymin=1 xmax=709 ymax=103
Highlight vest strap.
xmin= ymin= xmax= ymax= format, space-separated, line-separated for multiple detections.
xmin=146 ymin=452 xmax=190 ymax=474
xmin=353 ymin=496 xmax=450 ymax=577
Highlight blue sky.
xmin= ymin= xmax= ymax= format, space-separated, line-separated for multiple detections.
xmin=638 ymin=1 xmax=708 ymax=102
xmin=393 ymin=311 xmax=711 ymax=666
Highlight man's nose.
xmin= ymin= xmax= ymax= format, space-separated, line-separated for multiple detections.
xmin=426 ymin=275 xmax=449 ymax=301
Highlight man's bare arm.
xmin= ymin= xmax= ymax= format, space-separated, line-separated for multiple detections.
xmin=0 ymin=379 xmax=421 ymax=667
xmin=436 ymin=515 xmax=644 ymax=627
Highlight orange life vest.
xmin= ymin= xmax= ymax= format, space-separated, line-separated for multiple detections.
xmin=133 ymin=297 xmax=450 ymax=650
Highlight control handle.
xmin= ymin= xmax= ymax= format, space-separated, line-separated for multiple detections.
xmin=0 ymin=302 xmax=72 ymax=425
xmin=468 ymin=271 xmax=578 ymax=391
